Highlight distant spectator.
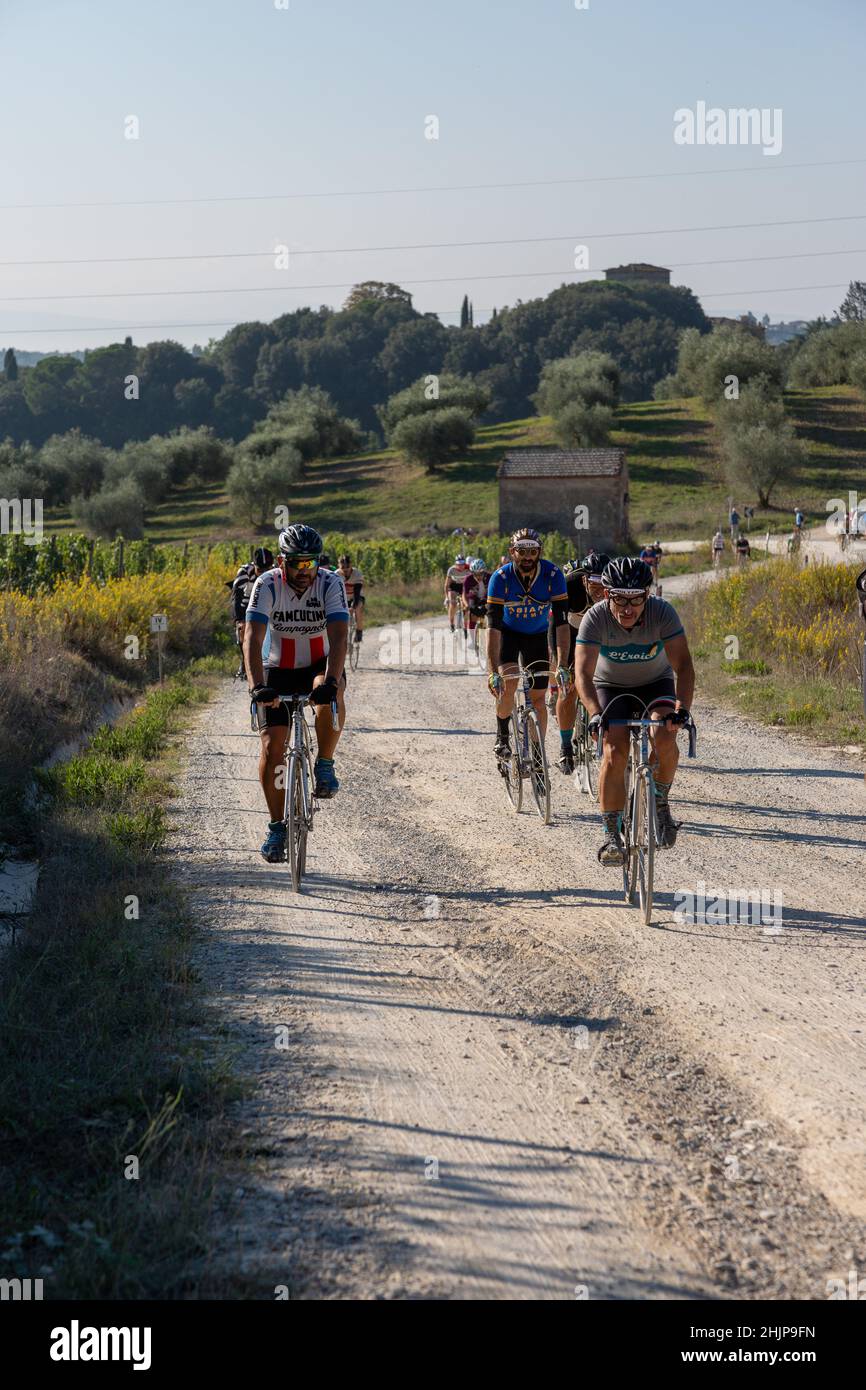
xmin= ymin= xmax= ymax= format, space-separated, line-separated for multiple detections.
xmin=712 ymin=529 xmax=725 ymax=567
xmin=729 ymin=506 xmax=740 ymax=541
xmin=794 ymin=507 xmax=805 ymax=530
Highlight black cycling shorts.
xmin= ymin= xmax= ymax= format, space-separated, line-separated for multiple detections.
xmin=596 ymin=676 xmax=676 ymax=724
xmin=498 ymin=628 xmax=550 ymax=688
xmin=260 ymin=660 xmax=346 ymax=728
xmin=448 ymin=581 xmax=463 ymax=595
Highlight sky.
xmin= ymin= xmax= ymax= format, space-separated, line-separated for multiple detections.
xmin=1 ymin=0 xmax=864 ymax=352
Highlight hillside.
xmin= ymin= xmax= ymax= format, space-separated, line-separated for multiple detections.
xmin=45 ymin=385 xmax=866 ymax=546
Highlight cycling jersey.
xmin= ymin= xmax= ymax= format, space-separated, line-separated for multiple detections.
xmin=447 ymin=563 xmax=471 ymax=590
xmin=486 ymin=559 xmax=567 ymax=635
xmin=230 ymin=565 xmax=256 ymax=622
xmin=576 ymin=596 xmax=684 ymax=687
xmin=338 ymin=566 xmax=364 ymax=601
xmin=246 ymin=565 xmax=348 ymax=669
xmin=462 ymin=573 xmax=489 ymax=608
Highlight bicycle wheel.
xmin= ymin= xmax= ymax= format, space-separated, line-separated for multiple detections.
xmin=581 ymin=709 xmax=600 ymax=801
xmin=527 ymin=709 xmax=551 ymax=823
xmin=636 ymin=769 xmax=656 ymax=924
xmin=348 ymin=613 xmax=360 ymax=671
xmin=501 ymin=709 xmax=523 ymax=812
xmin=286 ymin=754 xmax=308 ymax=892
xmin=622 ymin=755 xmax=638 ymax=905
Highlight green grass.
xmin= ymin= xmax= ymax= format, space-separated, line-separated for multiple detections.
xmin=44 ymin=387 xmax=866 ymax=548
xmin=0 ymin=664 xmax=244 ymax=1297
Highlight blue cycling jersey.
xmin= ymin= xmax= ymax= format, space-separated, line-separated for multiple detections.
xmin=486 ymin=559 xmax=567 ymax=635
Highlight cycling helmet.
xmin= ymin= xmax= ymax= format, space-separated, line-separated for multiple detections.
xmin=455 ymin=552 xmax=467 ymax=564
xmin=582 ymin=550 xmax=612 ymax=581
xmin=510 ymin=526 xmax=541 ymax=550
xmin=253 ymin=546 xmax=274 ymax=569
xmin=470 ymin=558 xmax=486 ymax=574
xmin=601 ymin=556 xmax=654 ymax=594
xmin=563 ymin=559 xmax=581 ymax=577
xmin=278 ymin=524 xmax=323 ymax=557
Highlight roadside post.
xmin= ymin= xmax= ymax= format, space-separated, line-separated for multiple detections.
xmin=150 ymin=613 xmax=168 ymax=684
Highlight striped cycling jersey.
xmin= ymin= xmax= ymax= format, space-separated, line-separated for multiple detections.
xmin=246 ymin=566 xmax=348 ymax=669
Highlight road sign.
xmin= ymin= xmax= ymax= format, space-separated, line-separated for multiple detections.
xmin=150 ymin=614 xmax=168 ymax=633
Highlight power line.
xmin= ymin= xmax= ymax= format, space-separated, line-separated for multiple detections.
xmin=0 ymin=281 xmax=849 ymax=337
xmin=1 ymin=156 xmax=864 ymax=212
xmin=2 ymin=259 xmax=864 ymax=305
xmin=2 ymin=239 xmax=864 ymax=274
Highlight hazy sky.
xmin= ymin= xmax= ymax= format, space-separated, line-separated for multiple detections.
xmin=1 ymin=0 xmax=864 ymax=351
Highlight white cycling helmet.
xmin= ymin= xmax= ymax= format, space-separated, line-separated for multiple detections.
xmin=470 ymin=558 xmax=486 ymax=573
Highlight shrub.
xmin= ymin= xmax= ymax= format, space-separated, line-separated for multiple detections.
xmin=226 ymin=445 xmax=303 ymax=527
xmin=390 ymin=406 xmax=475 ymax=471
xmin=71 ymin=478 xmax=147 ymax=539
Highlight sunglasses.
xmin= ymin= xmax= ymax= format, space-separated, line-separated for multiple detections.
xmin=283 ymin=556 xmax=318 ymax=571
xmin=609 ymin=593 xmax=647 ymax=608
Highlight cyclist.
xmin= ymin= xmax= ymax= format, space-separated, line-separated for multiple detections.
xmin=462 ymin=557 xmax=490 ymax=649
xmin=550 ymin=551 xmax=610 ymax=773
xmin=244 ymin=524 xmax=349 ymax=863
xmin=712 ymin=529 xmax=725 ymax=567
xmin=486 ymin=527 xmax=569 ymax=761
xmin=735 ymin=533 xmax=751 ymax=568
xmin=574 ymin=556 xmax=695 ymax=866
xmin=228 ymin=546 xmax=274 ymax=679
xmin=337 ymin=553 xmax=365 ymax=646
xmin=445 ymin=552 xmax=472 ymax=633
xmin=639 ymin=541 xmax=661 ymax=590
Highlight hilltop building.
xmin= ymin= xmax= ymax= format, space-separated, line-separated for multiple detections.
xmin=498 ymin=449 xmax=629 ymax=551
xmin=604 ymin=263 xmax=671 ymax=288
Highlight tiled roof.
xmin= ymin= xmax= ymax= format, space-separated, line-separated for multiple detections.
xmin=498 ymin=449 xmax=625 ymax=479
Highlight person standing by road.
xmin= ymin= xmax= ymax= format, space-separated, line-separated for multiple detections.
xmin=729 ymin=505 xmax=740 ymax=542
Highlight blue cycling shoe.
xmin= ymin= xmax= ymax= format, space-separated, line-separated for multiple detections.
xmin=314 ymin=757 xmax=339 ymax=799
xmin=261 ymin=821 xmax=287 ymax=862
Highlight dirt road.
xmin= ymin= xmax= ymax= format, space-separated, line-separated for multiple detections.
xmin=169 ymin=607 xmax=866 ymax=1300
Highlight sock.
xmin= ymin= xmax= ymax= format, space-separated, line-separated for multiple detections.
xmin=654 ymin=780 xmax=672 ymax=802
xmin=268 ymin=819 xmax=283 ymax=831
xmin=602 ymin=810 xmax=623 ymax=836
xmin=559 ymin=728 xmax=574 ymax=746
xmin=497 ymin=716 xmax=511 ymax=739
xmin=316 ymin=756 xmax=334 ymax=768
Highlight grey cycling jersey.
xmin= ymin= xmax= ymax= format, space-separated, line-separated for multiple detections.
xmin=576 ymin=596 xmax=684 ymax=687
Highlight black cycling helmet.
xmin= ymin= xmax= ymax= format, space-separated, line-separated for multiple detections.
xmin=278 ymin=524 xmax=323 ymax=557
xmin=253 ymin=546 xmax=274 ymax=569
xmin=581 ymin=550 xmax=612 ymax=580
xmin=601 ymin=556 xmax=654 ymax=593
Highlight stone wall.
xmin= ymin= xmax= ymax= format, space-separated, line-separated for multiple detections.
xmin=499 ymin=473 xmax=629 ymax=550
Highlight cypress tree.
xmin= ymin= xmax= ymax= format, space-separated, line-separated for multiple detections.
xmin=3 ymin=347 xmax=18 ymax=381
xmin=460 ymin=294 xmax=469 ymax=329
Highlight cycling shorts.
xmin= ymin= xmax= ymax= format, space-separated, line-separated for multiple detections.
xmin=499 ymin=628 xmax=550 ymax=688
xmin=260 ymin=660 xmax=346 ymax=728
xmin=596 ymin=676 xmax=676 ymax=724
